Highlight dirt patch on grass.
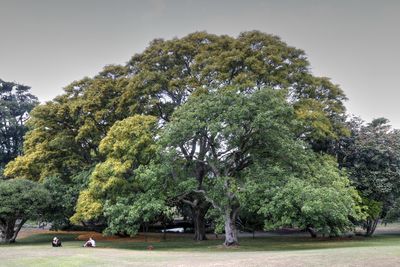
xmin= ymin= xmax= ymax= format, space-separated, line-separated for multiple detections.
xmin=76 ymin=232 xmax=160 ymax=242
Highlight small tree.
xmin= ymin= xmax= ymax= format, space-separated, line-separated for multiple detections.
xmin=0 ymin=179 xmax=51 ymax=243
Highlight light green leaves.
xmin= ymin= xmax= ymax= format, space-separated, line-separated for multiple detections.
xmin=72 ymin=115 xmax=158 ymax=224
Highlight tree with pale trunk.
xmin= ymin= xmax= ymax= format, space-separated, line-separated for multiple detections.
xmin=160 ymin=87 xmax=302 ymax=246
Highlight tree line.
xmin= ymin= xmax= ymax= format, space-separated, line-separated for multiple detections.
xmin=1 ymin=31 xmax=400 ymax=245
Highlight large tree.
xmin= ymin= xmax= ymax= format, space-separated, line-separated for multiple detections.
xmin=116 ymin=31 xmax=349 ymax=240
xmin=0 ymin=179 xmax=51 ymax=243
xmin=0 ymin=79 xmax=38 ymax=175
xmin=6 ymin=31 xmax=350 ymax=239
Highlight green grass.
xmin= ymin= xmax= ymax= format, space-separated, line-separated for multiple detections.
xmin=10 ymin=233 xmax=79 ymax=245
xmin=4 ymin=231 xmax=400 ymax=252
xmin=98 ymin=234 xmax=400 ymax=251
xmin=2 ymin=230 xmax=400 ymax=266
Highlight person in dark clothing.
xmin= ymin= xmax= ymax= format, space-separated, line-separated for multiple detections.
xmin=52 ymin=237 xmax=62 ymax=247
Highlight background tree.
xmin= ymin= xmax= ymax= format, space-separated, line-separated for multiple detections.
xmin=5 ymin=67 xmax=129 ymax=181
xmin=0 ymin=79 xmax=38 ymax=176
xmin=0 ymin=179 xmax=51 ymax=243
xmin=4 ymin=68 xmax=129 ymax=229
xmin=338 ymin=118 xmax=400 ymax=236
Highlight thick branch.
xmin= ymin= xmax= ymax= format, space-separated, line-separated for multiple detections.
xmin=193 ymin=189 xmax=223 ymax=212
xmin=12 ymin=218 xmax=27 ymax=241
xmin=179 ymin=144 xmax=191 ymax=161
xmin=206 ymin=159 xmax=221 ymax=177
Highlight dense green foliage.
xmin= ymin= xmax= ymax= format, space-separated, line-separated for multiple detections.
xmin=71 ymin=115 xmax=159 ymax=227
xmin=3 ymin=72 xmax=130 ymax=230
xmin=4 ymin=69 xmax=128 ymax=181
xmin=160 ymin=88 xmax=300 ymax=245
xmin=42 ymin=172 xmax=91 ymax=230
xmin=0 ymin=179 xmax=51 ymax=243
xmin=338 ymin=118 xmax=400 ymax=235
xmin=159 ymin=88 xmax=360 ymax=245
xmin=258 ymin=155 xmax=363 ymax=237
xmin=121 ymin=31 xmax=348 ymax=151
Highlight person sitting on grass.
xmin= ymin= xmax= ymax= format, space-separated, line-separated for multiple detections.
xmin=83 ymin=237 xmax=96 ymax=247
xmin=52 ymin=237 xmax=62 ymax=247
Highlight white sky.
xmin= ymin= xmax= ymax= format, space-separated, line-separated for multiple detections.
xmin=1 ymin=0 xmax=399 ymax=128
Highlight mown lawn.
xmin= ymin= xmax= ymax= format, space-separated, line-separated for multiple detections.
xmin=9 ymin=231 xmax=400 ymax=251
xmin=2 ymin=230 xmax=400 ymax=266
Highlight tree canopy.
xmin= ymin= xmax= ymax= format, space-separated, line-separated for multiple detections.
xmin=71 ymin=115 xmax=158 ymax=225
xmin=158 ymin=87 xmax=360 ymax=245
xmin=0 ymin=179 xmax=51 ymax=243
xmin=0 ymin=79 xmax=38 ymax=175
xmin=338 ymin=118 xmax=400 ymax=235
xmin=258 ymin=155 xmax=363 ymax=237
xmin=6 ymin=31 xmax=349 ymax=182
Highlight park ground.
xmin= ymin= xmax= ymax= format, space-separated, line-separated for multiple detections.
xmin=1 ymin=225 xmax=400 ymax=266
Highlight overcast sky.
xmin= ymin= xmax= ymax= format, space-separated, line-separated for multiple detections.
xmin=1 ymin=0 xmax=399 ymax=128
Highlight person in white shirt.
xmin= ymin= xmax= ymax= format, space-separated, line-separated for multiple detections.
xmin=83 ymin=237 xmax=96 ymax=247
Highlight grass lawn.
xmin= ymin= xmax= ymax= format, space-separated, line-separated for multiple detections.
xmin=1 ymin=228 xmax=400 ymax=266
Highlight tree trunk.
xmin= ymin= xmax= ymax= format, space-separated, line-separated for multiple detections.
xmin=306 ymin=226 xmax=317 ymax=238
xmin=0 ymin=218 xmax=26 ymax=243
xmin=223 ymin=208 xmax=239 ymax=246
xmin=365 ymin=218 xmax=379 ymax=236
xmin=192 ymin=205 xmax=208 ymax=241
xmin=162 ymin=223 xmax=167 ymax=240
xmin=143 ymin=222 xmax=148 ymax=242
